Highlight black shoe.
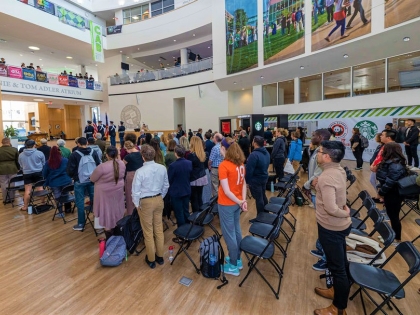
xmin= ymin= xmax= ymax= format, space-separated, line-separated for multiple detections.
xmin=145 ymin=256 xmax=156 ymax=269
xmin=372 ymin=197 xmax=384 ymax=204
xmin=172 ymin=237 xmax=182 ymax=244
xmin=155 ymin=255 xmax=164 ymax=265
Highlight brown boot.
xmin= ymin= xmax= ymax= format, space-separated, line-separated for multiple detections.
xmin=314 ymin=287 xmax=334 ymax=300
xmin=314 ymin=304 xmax=347 ymax=315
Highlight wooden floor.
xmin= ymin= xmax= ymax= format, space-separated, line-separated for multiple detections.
xmin=0 ymin=160 xmax=419 ymax=315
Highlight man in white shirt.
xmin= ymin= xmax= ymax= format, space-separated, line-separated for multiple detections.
xmin=132 ymin=145 xmax=169 ymax=269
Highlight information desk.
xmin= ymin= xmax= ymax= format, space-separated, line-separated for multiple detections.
xmin=27 ymin=133 xmax=49 ymax=146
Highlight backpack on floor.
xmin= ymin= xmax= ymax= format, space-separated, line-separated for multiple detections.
xmin=360 ymin=135 xmax=369 ymax=149
xmin=114 ymin=208 xmax=143 ymax=254
xmin=76 ymin=150 xmax=96 ymax=183
xmin=266 ymin=175 xmax=277 ymax=191
xmin=199 ymin=235 xmax=221 ymax=279
xmin=100 ymin=236 xmax=126 ymax=267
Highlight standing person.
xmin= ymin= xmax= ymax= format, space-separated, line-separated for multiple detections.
xmin=132 ymin=145 xmax=169 ymax=269
xmin=297 ymin=126 xmax=306 ymax=144
xmin=37 ymin=138 xmax=51 ymax=161
xmin=313 ymin=141 xmax=351 ymax=315
xmin=57 ymin=139 xmax=71 ymax=158
xmin=346 ymin=0 xmax=369 ymax=29
xmin=209 ymin=133 xmax=224 ymax=196
xmin=326 ymin=0 xmax=335 ymax=23
xmin=288 ymin=131 xmax=303 ymax=171
xmin=94 ymin=133 xmax=106 ymax=158
xmin=377 ymin=143 xmax=408 ymax=246
xmin=196 ymin=128 xmax=203 ymax=140
xmin=281 ymin=14 xmax=287 ymax=35
xmin=350 ymin=127 xmax=364 ymax=170
xmin=87 ymin=137 xmax=102 ymax=162
xmin=295 ymin=7 xmax=304 ymax=32
xmin=160 ymin=134 xmax=167 ymax=156
xmin=97 ymin=120 xmax=105 ymax=139
xmin=369 ymin=133 xmax=384 ymax=203
xmin=286 ymin=14 xmax=292 ymax=34
xmin=84 ymin=120 xmax=94 ymax=139
xmin=204 ymin=132 xmax=215 ymax=156
xmin=118 ymin=121 xmax=126 ymax=148
xmin=18 ymin=140 xmax=45 ymax=212
xmin=187 ymin=129 xmax=193 ymax=142
xmin=403 ymin=119 xmax=419 ymax=170
xmin=168 ymin=145 xmax=192 ymax=230
xmin=271 ymin=128 xmax=287 ymax=182
xmin=179 ymin=136 xmax=190 ymax=155
xmin=123 ymin=140 xmax=143 ymax=215
xmin=150 ymin=138 xmax=165 ymax=166
xmin=67 ymin=137 xmax=101 ymax=231
xmin=0 ymin=138 xmax=20 ymax=204
xmin=176 ymin=124 xmax=185 ymax=140
xmin=218 ymin=137 xmax=247 ymax=276
xmin=188 ymin=136 xmax=208 ymax=213
xmin=42 ymin=146 xmax=72 ymax=217
xmin=324 ymin=0 xmax=350 ymax=42
xmin=120 ymin=133 xmax=139 ymax=160
xmin=264 ymin=127 xmax=273 ymax=144
xmin=246 ymin=136 xmax=270 ymax=217
xmin=238 ymin=130 xmax=251 ymax=162
xmin=91 ymin=146 xmax=126 ymax=240
xmin=165 ymin=140 xmax=177 ymax=168
xmin=108 ymin=121 xmax=117 ymax=147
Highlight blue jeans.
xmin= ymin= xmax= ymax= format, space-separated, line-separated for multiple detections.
xmin=110 ymin=136 xmax=116 ymax=147
xmin=119 ymin=136 xmax=124 ymax=148
xmin=328 ymin=18 xmax=346 ymax=37
xmin=171 ymin=195 xmax=190 ymax=227
xmin=249 ymin=181 xmax=268 ymax=214
xmin=311 ymin=194 xmax=316 ymax=209
xmin=74 ymin=181 xmax=94 ymax=225
xmin=218 ymin=204 xmax=242 ymax=266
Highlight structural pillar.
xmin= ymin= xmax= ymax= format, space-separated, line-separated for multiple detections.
xmin=180 ymin=48 xmax=188 ymax=65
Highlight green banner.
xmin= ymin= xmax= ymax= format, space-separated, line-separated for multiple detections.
xmin=90 ymin=21 xmax=104 ymax=63
xmin=57 ymin=6 xmax=86 ymax=30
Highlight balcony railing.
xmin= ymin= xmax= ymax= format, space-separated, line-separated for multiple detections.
xmin=110 ymin=57 xmax=213 ymax=85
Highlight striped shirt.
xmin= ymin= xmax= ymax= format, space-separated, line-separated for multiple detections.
xmin=209 ymin=143 xmax=224 ymax=168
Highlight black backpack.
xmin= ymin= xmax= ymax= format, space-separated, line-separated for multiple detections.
xmin=114 ymin=208 xmax=143 ymax=254
xmin=199 ymin=235 xmax=221 ymax=279
xmin=360 ymin=135 xmax=369 ymax=149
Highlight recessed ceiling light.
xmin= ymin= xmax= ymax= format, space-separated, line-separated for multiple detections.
xmin=118 ymin=0 xmax=125 ymax=5
xmin=28 ymin=46 xmax=40 ymax=50
xmin=158 ymin=59 xmax=161 ymax=61
xmin=167 ymin=64 xmax=169 ymax=65
xmin=242 ymin=88 xmax=244 ymax=90
xmin=120 ymin=51 xmax=122 ymax=53
xmin=39 ymin=59 xmax=42 ymax=60
xmin=66 ymin=56 xmax=72 ymax=59
xmin=343 ymin=54 xmax=349 ymax=58
xmin=233 ymin=82 xmax=237 ymax=84
xmin=193 ymin=34 xmax=195 ymax=36
xmin=300 ymin=66 xmax=304 ymax=69
xmin=95 ymin=64 xmax=97 ymax=66
xmin=33 ymin=99 xmax=44 ymax=101
xmin=174 ymin=39 xmax=176 ymax=42
xmin=41 ymin=64 xmax=43 ymax=66
xmin=0 ymin=39 xmax=7 ymax=43
xmin=208 ymin=46 xmax=211 ymax=49
xmin=19 ymin=54 xmax=23 ymax=56
xmin=403 ymin=37 xmax=410 ymax=42
xmin=127 ymin=57 xmax=129 ymax=59
xmin=260 ymin=76 xmax=264 ymax=79
xmin=131 ymin=64 xmax=133 ymax=66
xmin=138 ymin=48 xmax=140 ymax=50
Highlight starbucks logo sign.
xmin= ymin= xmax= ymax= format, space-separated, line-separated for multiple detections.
xmin=354 ymin=120 xmax=378 ymax=140
xmin=255 ymin=122 xmax=262 ymax=131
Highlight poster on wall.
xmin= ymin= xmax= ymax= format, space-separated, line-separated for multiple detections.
xmin=288 ymin=104 xmax=420 ymax=162
xmin=225 ymin=0 xmax=258 ymax=75
xmin=47 ymin=73 xmax=58 ymax=84
xmin=8 ymin=66 xmax=23 ymax=79
xmin=86 ymin=80 xmax=94 ymax=90
xmin=0 ymin=65 xmax=7 ymax=77
xmin=23 ymin=69 xmax=36 ymax=81
xmin=385 ymin=0 xmax=420 ymax=28
xmin=312 ymin=0 xmax=371 ymax=52
xmin=35 ymin=0 xmax=55 ymax=15
xmin=68 ymin=76 xmax=78 ymax=87
xmin=221 ymin=121 xmax=231 ymax=134
xmin=58 ymin=75 xmax=68 ymax=86
xmin=57 ymin=6 xmax=87 ymax=30
xmin=263 ymin=0 xmax=305 ymax=65
xmin=36 ymin=71 xmax=47 ymax=82
xmin=106 ymin=25 xmax=123 ymax=35
xmin=77 ymin=79 xmax=86 ymax=89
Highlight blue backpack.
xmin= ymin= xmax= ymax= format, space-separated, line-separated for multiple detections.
xmin=100 ymin=236 xmax=126 ymax=267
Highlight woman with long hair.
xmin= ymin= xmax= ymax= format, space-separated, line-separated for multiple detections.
xmin=187 ymin=136 xmax=208 ymax=212
xmin=165 ymin=140 xmax=177 ymax=168
xmin=160 ymin=134 xmax=167 ymax=156
xmin=325 ymin=0 xmax=350 ymax=42
xmin=376 ymin=142 xmax=408 ymax=245
xmin=123 ymin=140 xmax=143 ymax=215
xmin=42 ymin=146 xmax=72 ymax=217
xmin=150 ymin=138 xmax=165 ymax=166
xmin=218 ymin=137 xmax=247 ymax=276
xmin=90 ymin=146 xmax=126 ymax=240
xmin=120 ymin=133 xmax=139 ymax=160
xmin=350 ymin=128 xmax=364 ymax=170
xmin=179 ymin=135 xmax=190 ymax=157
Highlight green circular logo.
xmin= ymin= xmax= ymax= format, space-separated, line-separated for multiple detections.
xmin=255 ymin=122 xmax=262 ymax=131
xmin=354 ymin=120 xmax=378 ymax=140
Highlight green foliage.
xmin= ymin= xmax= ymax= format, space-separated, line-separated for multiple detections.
xmin=234 ymin=8 xmax=248 ymax=29
xmin=226 ymin=41 xmax=259 ymax=75
xmin=4 ymin=125 xmax=18 ymax=138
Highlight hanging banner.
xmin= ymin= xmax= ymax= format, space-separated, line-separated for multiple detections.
xmin=36 ymin=71 xmax=47 ymax=82
xmin=35 ymin=0 xmax=55 ymax=15
xmin=90 ymin=21 xmax=104 ymax=63
xmin=58 ymin=75 xmax=69 ymax=86
xmin=86 ymin=80 xmax=94 ymax=90
xmin=22 ymin=68 xmax=36 ymax=81
xmin=47 ymin=73 xmax=59 ymax=84
xmin=8 ymin=66 xmax=23 ymax=79
xmin=106 ymin=25 xmax=123 ymax=35
xmin=68 ymin=76 xmax=78 ymax=87
xmin=94 ymin=81 xmax=102 ymax=91
xmin=57 ymin=6 xmax=87 ymax=30
xmin=0 ymin=64 xmax=7 ymax=77
xmin=77 ymin=79 xmax=86 ymax=89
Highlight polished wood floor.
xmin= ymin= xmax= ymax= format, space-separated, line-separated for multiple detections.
xmin=0 ymin=160 xmax=419 ymax=315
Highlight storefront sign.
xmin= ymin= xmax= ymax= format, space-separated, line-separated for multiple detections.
xmin=86 ymin=80 xmax=94 ymax=90
xmin=94 ymin=82 xmax=102 ymax=91
xmin=0 ymin=65 xmax=7 ymax=77
xmin=47 ymin=73 xmax=58 ymax=84
xmin=58 ymin=75 xmax=69 ymax=86
xmin=36 ymin=71 xmax=47 ymax=82
xmin=78 ymin=79 xmax=86 ymax=89
xmin=68 ymin=76 xmax=78 ymax=87
xmin=8 ymin=66 xmax=23 ymax=79
xmin=90 ymin=21 xmax=104 ymax=63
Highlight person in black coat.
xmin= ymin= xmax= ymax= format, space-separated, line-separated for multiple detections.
xmin=118 ymin=121 xmax=126 ymax=148
xmin=369 ymin=133 xmax=384 ymax=203
xmin=237 ymin=130 xmax=250 ymax=161
xmin=376 ymin=142 xmax=408 ymax=244
xmin=264 ymin=128 xmax=273 ymax=144
xmin=271 ymin=129 xmax=286 ymax=182
xmin=84 ymin=121 xmax=94 ymax=139
xmin=403 ymin=119 xmax=419 ymax=169
xmin=187 ymin=136 xmax=207 ymax=212
xmin=37 ymin=138 xmax=51 ymax=161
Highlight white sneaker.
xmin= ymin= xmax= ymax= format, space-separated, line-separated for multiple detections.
xmin=410 ymin=167 xmax=420 ymax=171
xmin=408 ymin=165 xmax=414 ymax=169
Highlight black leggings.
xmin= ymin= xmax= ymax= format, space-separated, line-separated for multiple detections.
xmin=383 ymin=189 xmax=403 ymax=240
xmin=190 ymin=186 xmax=204 ymax=212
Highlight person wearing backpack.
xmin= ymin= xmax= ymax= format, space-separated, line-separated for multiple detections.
xmin=350 ymin=128 xmax=364 ymax=170
xmin=67 ymin=137 xmax=101 ymax=231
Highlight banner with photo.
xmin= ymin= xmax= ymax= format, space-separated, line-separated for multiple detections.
xmin=385 ymin=0 xmax=420 ymax=28
xmin=23 ymin=68 xmax=36 ymax=81
xmin=68 ymin=76 xmax=78 ymax=87
xmin=36 ymin=71 xmax=47 ymax=82
xmin=58 ymin=75 xmax=68 ymax=86
xmin=225 ymin=0 xmax=258 ymax=75
xmin=90 ymin=21 xmax=105 ymax=63
xmin=106 ymin=25 xmax=123 ymax=35
xmin=86 ymin=80 xmax=94 ymax=90
xmin=0 ymin=65 xmax=7 ymax=77
xmin=263 ymin=0 xmax=305 ymax=65
xmin=77 ymin=79 xmax=86 ymax=89
xmin=57 ymin=6 xmax=87 ymax=30
xmin=312 ymin=0 xmax=372 ymax=52
xmin=94 ymin=82 xmax=102 ymax=91
xmin=7 ymin=66 xmax=22 ymax=79
xmin=47 ymin=73 xmax=58 ymax=84
xmin=35 ymin=0 xmax=55 ymax=15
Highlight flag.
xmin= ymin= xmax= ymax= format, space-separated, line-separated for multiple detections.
xmin=92 ymin=112 xmax=98 ymax=137
xmin=105 ymin=112 xmax=109 ymax=139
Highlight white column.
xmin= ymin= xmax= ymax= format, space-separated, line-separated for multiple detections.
xmin=308 ymin=79 xmax=322 ymax=102
xmin=294 ymin=77 xmax=300 ymax=104
xmin=278 ymin=87 xmax=284 ymax=105
xmin=180 ymin=48 xmax=188 ymax=65
xmin=253 ymin=85 xmax=263 ymax=114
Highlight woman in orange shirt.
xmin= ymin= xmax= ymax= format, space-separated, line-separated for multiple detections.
xmin=218 ymin=137 xmax=248 ymax=276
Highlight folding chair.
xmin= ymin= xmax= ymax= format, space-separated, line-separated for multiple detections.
xmin=188 ymin=204 xmax=221 ymax=238
xmin=239 ymin=218 xmax=283 ymax=299
xmin=412 ymin=219 xmax=420 ymax=243
xmin=171 ymin=209 xmax=207 ymax=273
xmin=52 ymin=184 xmax=77 ymax=224
xmin=346 ymin=174 xmax=357 ymax=204
xmin=351 ymin=197 xmax=377 ymax=231
xmin=349 ymin=241 xmax=420 ymax=315
xmin=29 ymin=180 xmax=55 ymax=214
xmin=400 ymin=194 xmax=420 ymax=221
xmin=354 ymin=207 xmax=384 ymax=237
xmin=278 ymin=165 xmax=302 ymax=183
xmin=348 ymin=190 xmax=372 ymax=218
xmin=4 ymin=174 xmax=24 ymax=207
xmin=274 ymin=176 xmax=297 ymax=198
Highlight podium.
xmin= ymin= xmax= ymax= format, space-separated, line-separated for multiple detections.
xmin=28 ymin=133 xmax=49 ymax=146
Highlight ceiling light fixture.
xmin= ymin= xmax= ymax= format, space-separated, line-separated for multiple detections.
xmin=174 ymin=39 xmax=176 ymax=42
xmin=403 ymin=37 xmax=410 ymax=42
xmin=28 ymin=46 xmax=40 ymax=50
xmin=193 ymin=34 xmax=195 ymax=36
xmin=242 ymin=88 xmax=245 ymax=90
xmin=0 ymin=39 xmax=7 ymax=43
xmin=300 ymin=66 xmax=304 ymax=70
xmin=33 ymin=99 xmax=44 ymax=102
xmin=19 ymin=54 xmax=23 ymax=56
xmin=208 ymin=46 xmax=211 ymax=49
xmin=120 ymin=51 xmax=123 ymax=53
xmin=233 ymin=82 xmax=237 ymax=84
xmin=127 ymin=57 xmax=129 ymax=59
xmin=260 ymin=76 xmax=264 ymax=79
xmin=66 ymin=56 xmax=72 ymax=59
xmin=118 ymin=0 xmax=125 ymax=5
xmin=39 ymin=59 xmax=42 ymax=60
xmin=343 ymin=54 xmax=349 ymax=58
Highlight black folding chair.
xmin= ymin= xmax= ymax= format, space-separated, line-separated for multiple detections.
xmin=400 ymin=194 xmax=420 ymax=221
xmin=239 ymin=218 xmax=283 ymax=299
xmin=346 ymin=174 xmax=357 ymax=204
xmin=171 ymin=209 xmax=207 ymax=273
xmin=4 ymin=174 xmax=24 ymax=207
xmin=52 ymin=184 xmax=77 ymax=224
xmin=412 ymin=219 xmax=420 ymax=243
xmin=348 ymin=190 xmax=373 ymax=218
xmin=365 ymin=221 xmax=395 ymax=266
xmin=188 ymin=204 xmax=221 ymax=238
xmin=349 ymin=241 xmax=420 ymax=315
xmin=29 ymin=180 xmax=55 ymax=214
xmin=351 ymin=197 xmax=377 ymax=231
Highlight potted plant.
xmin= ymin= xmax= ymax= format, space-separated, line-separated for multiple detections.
xmin=4 ymin=125 xmax=19 ymax=148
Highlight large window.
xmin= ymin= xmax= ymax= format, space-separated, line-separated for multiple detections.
xmin=151 ymin=0 xmax=174 ymax=17
xmin=123 ymin=4 xmax=150 ymax=24
xmin=353 ymin=60 xmax=386 ymax=96
xmin=300 ymin=74 xmax=322 ymax=103
xmin=278 ymin=80 xmax=294 ymax=105
xmin=2 ymin=101 xmax=26 ymax=130
xmin=262 ymin=83 xmax=277 ymax=107
xmin=324 ymin=67 xmax=351 ymax=100
xmin=388 ymin=51 xmax=420 ymax=92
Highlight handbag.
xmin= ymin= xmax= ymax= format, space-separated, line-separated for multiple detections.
xmin=397 ymin=174 xmax=420 ymax=196
xmin=333 ymin=10 xmax=346 ymax=21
